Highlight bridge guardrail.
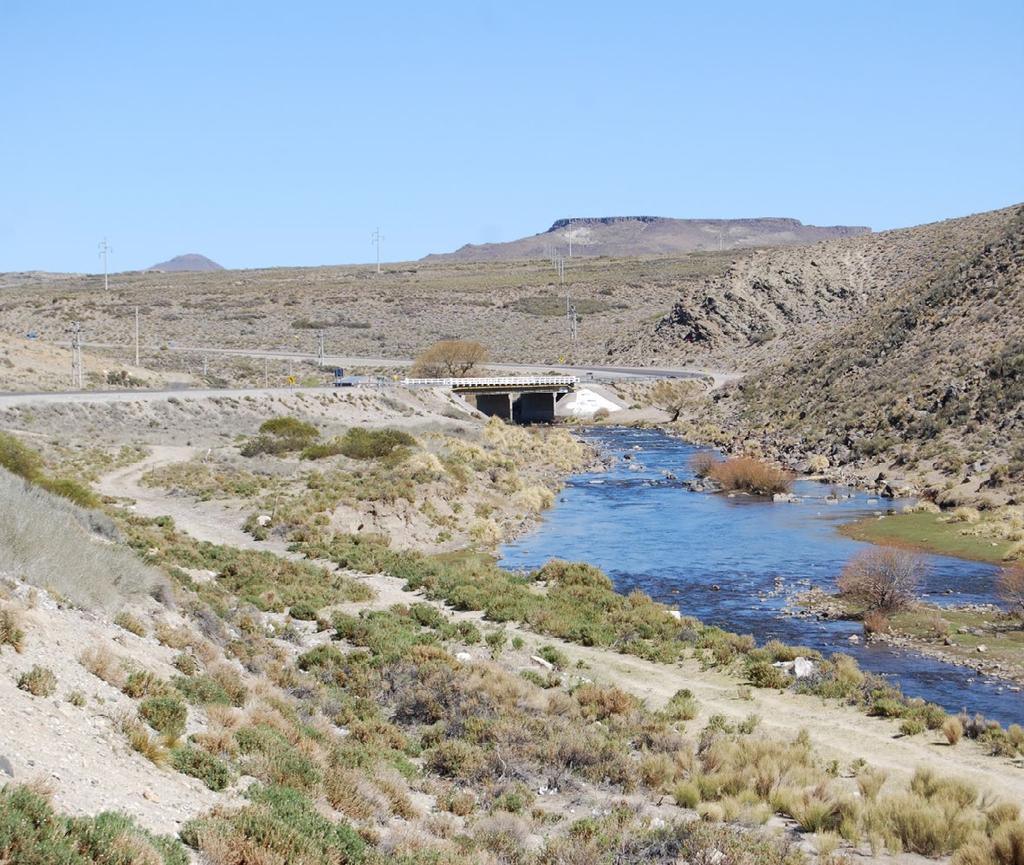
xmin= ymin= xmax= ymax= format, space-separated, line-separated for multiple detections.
xmin=402 ymin=376 xmax=579 ymax=388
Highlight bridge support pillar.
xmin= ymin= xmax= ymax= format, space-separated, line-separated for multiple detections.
xmin=515 ymin=391 xmax=557 ymax=423
xmin=476 ymin=392 xmax=513 ymax=420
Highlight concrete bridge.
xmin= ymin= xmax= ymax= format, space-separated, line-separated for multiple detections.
xmin=402 ymin=376 xmax=578 ymax=422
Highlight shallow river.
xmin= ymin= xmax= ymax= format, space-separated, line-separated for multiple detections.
xmin=500 ymin=427 xmax=1023 ymax=725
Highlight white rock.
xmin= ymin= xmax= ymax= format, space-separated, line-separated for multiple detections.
xmin=793 ymin=657 xmax=816 ymax=679
xmin=530 ymin=655 xmax=555 ymax=671
xmin=455 ymin=651 xmax=473 ymax=662
xmin=256 ymin=514 xmax=272 ymax=527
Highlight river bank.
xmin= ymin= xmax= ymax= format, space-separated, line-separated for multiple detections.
xmin=795 ymin=587 xmax=1024 ymax=689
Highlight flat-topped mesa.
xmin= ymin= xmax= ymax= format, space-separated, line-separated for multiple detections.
xmin=423 ymin=216 xmax=871 ymax=262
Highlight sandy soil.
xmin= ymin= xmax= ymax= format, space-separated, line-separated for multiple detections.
xmin=0 ymin=581 xmax=229 ymax=836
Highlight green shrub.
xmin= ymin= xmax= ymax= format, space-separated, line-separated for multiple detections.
xmin=746 ymin=660 xmax=790 ymax=689
xmin=260 ymin=417 xmax=319 ymax=439
xmin=336 ymin=427 xmax=416 ymax=461
xmin=0 ymin=431 xmax=43 ymax=480
xmin=900 ymin=718 xmax=926 ymax=737
xmin=661 ymin=688 xmax=699 ymax=722
xmin=171 ymin=745 xmax=232 ymax=791
xmin=181 ymin=784 xmax=363 ymax=863
xmin=122 ymin=670 xmax=169 ymax=699
xmin=139 ymin=695 xmax=187 ymax=741
xmin=537 ymin=644 xmax=569 ymax=669
xmin=289 ymin=601 xmax=319 ymax=621
xmin=36 ymin=476 xmax=100 ymax=508
xmin=0 ymin=784 xmax=187 ymax=865
xmin=17 ymin=665 xmax=56 ymax=697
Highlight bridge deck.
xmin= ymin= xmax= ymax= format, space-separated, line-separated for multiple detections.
xmin=401 ymin=375 xmax=578 ymax=390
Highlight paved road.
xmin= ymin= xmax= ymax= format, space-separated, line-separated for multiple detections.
xmin=0 ymin=342 xmax=736 ymax=406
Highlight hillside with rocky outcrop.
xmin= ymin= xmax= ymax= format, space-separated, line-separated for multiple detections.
xmin=610 ymin=205 xmax=1019 ymax=369
xmin=639 ymin=204 xmax=1024 ymax=503
xmin=423 ymin=216 xmax=870 ymax=262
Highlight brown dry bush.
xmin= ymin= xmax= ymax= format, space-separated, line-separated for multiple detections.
xmin=838 ymin=548 xmax=924 ymax=613
xmin=706 ymin=457 xmax=792 ymax=496
xmin=79 ymin=644 xmax=127 ymax=689
xmin=997 ymin=565 xmax=1024 ymax=620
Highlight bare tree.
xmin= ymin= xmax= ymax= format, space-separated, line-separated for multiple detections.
xmin=647 ymin=379 xmax=702 ymax=422
xmin=412 ymin=340 xmax=488 ymax=378
xmin=997 ymin=564 xmax=1024 ymax=621
xmin=837 ymin=548 xmax=924 ymax=613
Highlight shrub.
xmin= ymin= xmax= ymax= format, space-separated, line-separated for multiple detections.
xmin=171 ymin=745 xmax=232 ymax=791
xmin=288 ymin=601 xmax=319 ymax=621
xmin=674 ymin=781 xmax=701 ymax=808
xmin=537 ymin=644 xmax=569 ymax=669
xmin=241 ymin=417 xmax=319 ymax=457
xmin=113 ymin=611 xmax=147 ymax=637
xmin=943 ymin=716 xmax=964 ymax=745
xmin=17 ymin=665 xmax=56 ymax=697
xmin=706 ymin=456 xmax=791 ymax=495
xmin=661 ymin=688 xmax=699 ymax=722
xmin=181 ymin=784 xmax=364 ymax=864
xmin=335 ymin=427 xmax=416 ymax=461
xmin=123 ymin=670 xmax=170 ymax=699
xmin=0 ymin=784 xmax=187 ymax=865
xmin=80 ymin=645 xmax=126 ymax=688
xmin=838 ymin=548 xmax=924 ymax=613
xmin=139 ymin=695 xmax=187 ymax=741
xmin=0 ymin=431 xmax=43 ymax=480
xmin=689 ymin=452 xmax=718 ymax=478
xmin=900 ymin=718 xmax=926 ymax=737
xmin=172 ymin=653 xmax=199 ymax=676
xmin=0 ymin=607 xmax=25 ymax=652
xmin=997 ymin=565 xmax=1024 ymax=619
xmin=746 ymin=660 xmax=790 ymax=689
xmin=863 ymin=609 xmax=891 ymax=634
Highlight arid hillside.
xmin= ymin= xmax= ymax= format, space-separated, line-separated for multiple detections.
xmin=611 ymin=205 xmax=1021 ymax=371
xmin=638 ymin=204 xmax=1023 ymax=502
xmin=424 ymin=216 xmax=870 ymax=262
xmin=0 ymin=253 xmax=747 ymax=370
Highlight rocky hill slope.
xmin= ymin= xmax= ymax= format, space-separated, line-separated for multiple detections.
xmin=423 ymin=216 xmax=870 ymax=262
xmin=611 ymin=206 xmax=1018 ymax=368
xmin=147 ymin=253 xmax=223 ymax=272
xmin=632 ymin=203 xmax=1024 ymax=502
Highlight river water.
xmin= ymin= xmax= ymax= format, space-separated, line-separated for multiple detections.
xmin=500 ymin=427 xmax=1023 ymax=725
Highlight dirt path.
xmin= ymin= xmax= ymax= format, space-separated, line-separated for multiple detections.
xmin=97 ymin=446 xmax=289 ymax=555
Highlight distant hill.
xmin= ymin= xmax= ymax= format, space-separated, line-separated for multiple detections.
xmin=147 ymin=253 xmax=224 ymax=272
xmin=422 ymin=216 xmax=871 ymax=262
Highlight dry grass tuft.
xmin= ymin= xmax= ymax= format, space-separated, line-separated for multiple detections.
xmin=79 ymin=644 xmax=127 ymax=689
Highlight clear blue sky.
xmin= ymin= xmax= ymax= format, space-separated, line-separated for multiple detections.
xmin=3 ymin=1 xmax=1022 ymax=272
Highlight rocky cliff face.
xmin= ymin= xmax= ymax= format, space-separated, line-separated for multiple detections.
xmin=422 ymin=216 xmax=870 ymax=262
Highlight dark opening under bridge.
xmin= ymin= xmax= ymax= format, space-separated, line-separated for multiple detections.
xmin=402 ymin=375 xmax=578 ymax=422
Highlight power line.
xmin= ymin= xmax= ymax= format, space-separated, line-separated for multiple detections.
xmin=371 ymin=227 xmax=383 ymax=274
xmin=98 ymin=238 xmax=112 ymax=290
xmin=67 ymin=321 xmax=84 ymax=388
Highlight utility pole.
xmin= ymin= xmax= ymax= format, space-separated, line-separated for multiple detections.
xmin=316 ymin=330 xmax=326 ymax=367
xmin=568 ymin=302 xmax=579 ymax=352
xmin=264 ymin=356 xmax=269 ymax=387
xmin=567 ymin=219 xmax=573 ymax=258
xmin=371 ymin=227 xmax=383 ymax=274
xmin=557 ymin=255 xmax=565 ymax=285
xmin=68 ymin=322 xmax=84 ymax=388
xmin=98 ymin=238 xmax=112 ymax=290
xmin=134 ymin=306 xmax=140 ymax=367
xmin=202 ymin=355 xmax=208 ymax=376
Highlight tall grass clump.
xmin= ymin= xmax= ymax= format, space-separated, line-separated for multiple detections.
xmin=0 ymin=468 xmax=166 ymax=609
